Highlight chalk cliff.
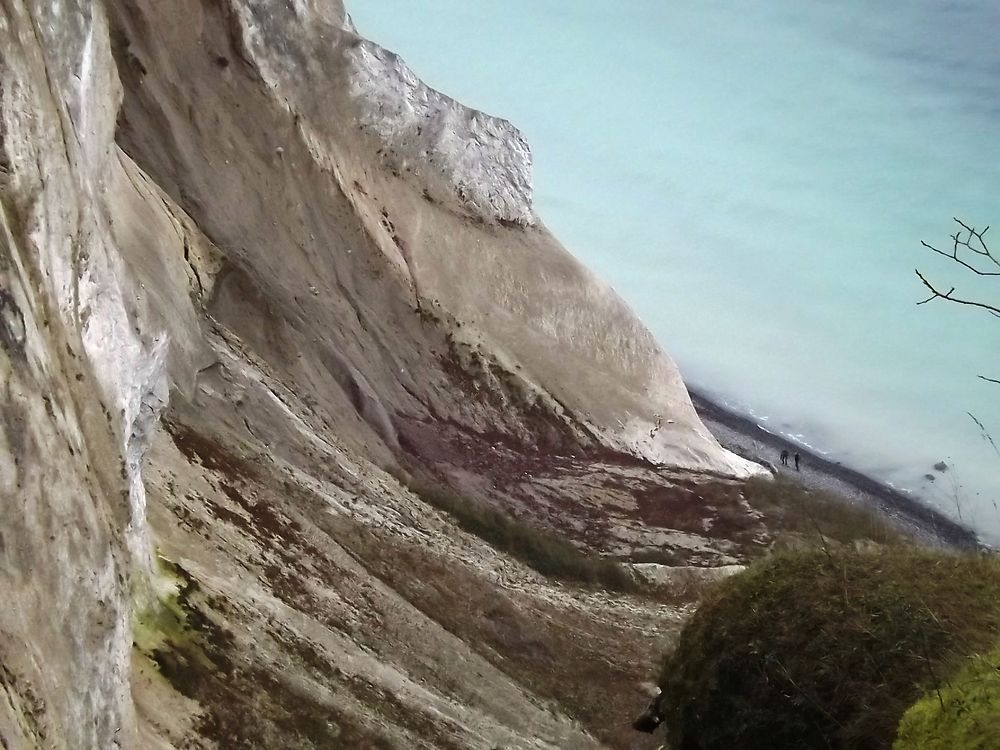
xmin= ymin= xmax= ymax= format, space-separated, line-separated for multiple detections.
xmin=0 ymin=1 xmax=762 ymax=748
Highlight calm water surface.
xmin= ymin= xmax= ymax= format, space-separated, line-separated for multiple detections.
xmin=351 ymin=1 xmax=1000 ymax=544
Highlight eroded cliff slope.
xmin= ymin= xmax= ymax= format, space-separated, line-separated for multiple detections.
xmin=0 ymin=1 xmax=765 ymax=747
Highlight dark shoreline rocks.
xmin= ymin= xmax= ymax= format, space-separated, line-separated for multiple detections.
xmin=689 ymin=389 xmax=981 ymax=550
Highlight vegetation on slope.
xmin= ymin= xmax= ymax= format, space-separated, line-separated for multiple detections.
xmin=894 ymin=642 xmax=1000 ymax=750
xmin=655 ymin=548 xmax=1000 ymax=750
xmin=743 ymin=475 xmax=903 ymax=551
xmin=404 ymin=477 xmax=637 ymax=592
xmin=134 ymin=553 xmax=391 ymax=748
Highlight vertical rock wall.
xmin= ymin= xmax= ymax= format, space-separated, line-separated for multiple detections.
xmin=0 ymin=1 xmax=135 ymax=745
xmin=0 ymin=2 xmax=219 ymax=745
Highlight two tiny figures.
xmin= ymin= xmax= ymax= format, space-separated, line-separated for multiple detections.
xmin=780 ymin=449 xmax=800 ymax=471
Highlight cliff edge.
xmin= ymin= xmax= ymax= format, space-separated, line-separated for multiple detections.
xmin=0 ymin=1 xmax=763 ymax=748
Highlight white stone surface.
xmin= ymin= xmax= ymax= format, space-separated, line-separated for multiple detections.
xmin=346 ymin=40 xmax=535 ymax=226
xmin=0 ymin=0 xmax=766 ymax=745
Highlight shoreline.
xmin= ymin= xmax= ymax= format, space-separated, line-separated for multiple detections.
xmin=689 ymin=389 xmax=981 ymax=550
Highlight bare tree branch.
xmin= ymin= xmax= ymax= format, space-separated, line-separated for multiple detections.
xmin=917 ymin=219 xmax=1000 ymax=385
xmin=921 ymin=239 xmax=1000 ymax=276
xmin=914 ymin=268 xmax=1000 ymax=318
xmin=921 ymin=218 xmax=1000 ymax=276
xmin=954 ymin=218 xmax=1000 ymax=269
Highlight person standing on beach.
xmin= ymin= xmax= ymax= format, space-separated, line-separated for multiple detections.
xmin=794 ymin=452 xmax=801 ymax=471
xmin=780 ymin=449 xmax=789 ymax=466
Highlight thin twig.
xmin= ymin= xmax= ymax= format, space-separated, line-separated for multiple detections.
xmin=914 ymin=269 xmax=1000 ymax=318
xmin=968 ymin=412 xmax=1000 ymax=458
xmin=921 ymin=240 xmax=1000 ymax=277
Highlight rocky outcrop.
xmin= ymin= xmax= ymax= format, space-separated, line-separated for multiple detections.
xmin=0 ymin=0 xmax=763 ymax=747
xmin=347 ymin=39 xmax=535 ymax=227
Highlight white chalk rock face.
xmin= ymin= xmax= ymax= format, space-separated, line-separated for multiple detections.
xmin=347 ymin=41 xmax=535 ymax=226
xmin=0 ymin=0 xmax=767 ymax=746
xmin=0 ymin=2 xmax=222 ymax=746
xmin=190 ymin=0 xmax=758 ymax=477
xmin=0 ymin=2 xmax=139 ymax=746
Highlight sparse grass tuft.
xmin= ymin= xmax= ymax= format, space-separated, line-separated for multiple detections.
xmin=745 ymin=475 xmax=904 ymax=551
xmin=404 ymin=477 xmax=637 ymax=592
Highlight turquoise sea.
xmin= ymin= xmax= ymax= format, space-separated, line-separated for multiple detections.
xmin=351 ymin=1 xmax=1000 ymax=544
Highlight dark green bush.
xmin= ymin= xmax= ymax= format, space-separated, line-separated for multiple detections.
xmin=656 ymin=549 xmax=1000 ymax=750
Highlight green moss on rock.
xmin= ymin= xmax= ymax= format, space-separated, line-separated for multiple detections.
xmin=894 ymin=644 xmax=1000 ymax=750
xmin=132 ymin=554 xmax=371 ymax=747
xmin=132 ymin=555 xmax=198 ymax=653
xmin=655 ymin=549 xmax=1000 ymax=750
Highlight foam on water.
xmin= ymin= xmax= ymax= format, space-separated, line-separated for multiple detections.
xmin=352 ymin=1 xmax=1000 ymax=545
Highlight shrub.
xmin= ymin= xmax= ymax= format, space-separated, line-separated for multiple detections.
xmin=893 ymin=643 xmax=1000 ymax=750
xmin=405 ymin=477 xmax=636 ymax=592
xmin=655 ymin=549 xmax=1000 ymax=750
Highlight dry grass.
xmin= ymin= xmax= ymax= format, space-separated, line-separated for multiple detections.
xmin=404 ymin=476 xmax=637 ymax=592
xmin=330 ymin=524 xmax=666 ymax=750
xmin=744 ymin=476 xmax=904 ymax=551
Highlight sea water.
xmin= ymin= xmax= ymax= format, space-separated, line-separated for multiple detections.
xmin=351 ymin=1 xmax=1000 ymax=545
